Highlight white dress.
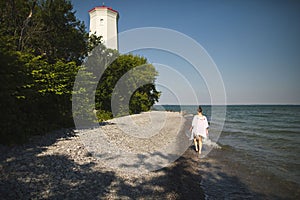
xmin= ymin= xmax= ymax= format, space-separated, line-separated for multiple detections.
xmin=191 ymin=115 xmax=209 ymax=139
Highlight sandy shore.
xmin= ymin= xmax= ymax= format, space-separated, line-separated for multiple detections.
xmin=79 ymin=111 xmax=193 ymax=174
xmin=0 ymin=111 xmax=207 ymax=199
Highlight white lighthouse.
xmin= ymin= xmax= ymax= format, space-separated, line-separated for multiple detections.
xmin=89 ymin=5 xmax=119 ymax=50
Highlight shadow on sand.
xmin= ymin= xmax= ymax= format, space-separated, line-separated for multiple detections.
xmin=0 ymin=128 xmax=271 ymax=199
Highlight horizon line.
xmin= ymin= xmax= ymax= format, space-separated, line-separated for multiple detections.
xmin=154 ymin=103 xmax=300 ymax=106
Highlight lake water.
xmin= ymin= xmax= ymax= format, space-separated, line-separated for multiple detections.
xmin=153 ymin=105 xmax=300 ymax=199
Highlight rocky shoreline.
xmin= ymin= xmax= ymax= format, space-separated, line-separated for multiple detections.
xmin=0 ymin=111 xmax=205 ymax=199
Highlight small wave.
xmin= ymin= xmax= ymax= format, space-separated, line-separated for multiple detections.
xmin=218 ymin=144 xmax=235 ymax=150
xmin=203 ymin=138 xmax=221 ymax=149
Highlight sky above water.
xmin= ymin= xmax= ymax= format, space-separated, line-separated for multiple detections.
xmin=71 ymin=0 xmax=300 ymax=105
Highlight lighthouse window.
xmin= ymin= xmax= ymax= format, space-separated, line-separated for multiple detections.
xmin=100 ymin=18 xmax=104 ymax=25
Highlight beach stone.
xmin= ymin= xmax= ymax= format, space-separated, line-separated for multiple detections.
xmin=0 ymin=111 xmax=210 ymax=199
xmin=78 ymin=111 xmax=191 ymax=174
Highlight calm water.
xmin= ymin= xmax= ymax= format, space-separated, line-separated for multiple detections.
xmin=153 ymin=105 xmax=300 ymax=199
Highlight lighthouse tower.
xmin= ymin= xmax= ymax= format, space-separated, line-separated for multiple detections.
xmin=89 ymin=5 xmax=119 ymax=50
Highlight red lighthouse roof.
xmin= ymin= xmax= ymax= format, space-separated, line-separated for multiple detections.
xmin=88 ymin=5 xmax=118 ymax=14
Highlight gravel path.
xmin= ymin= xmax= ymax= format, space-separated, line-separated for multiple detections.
xmin=0 ymin=111 xmax=205 ymax=199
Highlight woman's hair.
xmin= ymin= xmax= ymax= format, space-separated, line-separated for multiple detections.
xmin=197 ymin=106 xmax=202 ymax=113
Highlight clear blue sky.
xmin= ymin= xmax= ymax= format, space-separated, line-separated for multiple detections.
xmin=71 ymin=0 xmax=300 ymax=105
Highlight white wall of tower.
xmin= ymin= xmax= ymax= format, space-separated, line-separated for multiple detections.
xmin=89 ymin=7 xmax=118 ymax=50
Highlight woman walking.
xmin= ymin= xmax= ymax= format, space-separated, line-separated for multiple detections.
xmin=190 ymin=106 xmax=209 ymax=154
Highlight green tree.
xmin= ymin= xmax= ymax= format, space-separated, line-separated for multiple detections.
xmin=0 ymin=0 xmax=88 ymax=63
xmin=93 ymin=45 xmax=160 ymax=118
xmin=0 ymin=34 xmax=29 ymax=143
xmin=0 ymin=0 xmax=89 ymax=144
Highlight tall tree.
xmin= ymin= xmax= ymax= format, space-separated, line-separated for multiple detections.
xmin=0 ymin=0 xmax=89 ymax=144
xmin=0 ymin=0 xmax=88 ymax=63
xmin=93 ymin=45 xmax=160 ymax=117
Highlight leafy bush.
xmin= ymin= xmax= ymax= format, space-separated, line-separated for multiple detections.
xmin=96 ymin=110 xmax=113 ymax=122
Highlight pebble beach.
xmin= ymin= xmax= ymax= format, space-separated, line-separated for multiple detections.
xmin=0 ymin=111 xmax=206 ymax=199
xmin=2 ymin=109 xmax=292 ymax=199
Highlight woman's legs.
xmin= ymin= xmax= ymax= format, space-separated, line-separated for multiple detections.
xmin=198 ymin=137 xmax=203 ymax=154
xmin=194 ymin=138 xmax=198 ymax=151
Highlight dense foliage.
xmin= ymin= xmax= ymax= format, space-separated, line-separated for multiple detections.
xmin=95 ymin=52 xmax=160 ymax=117
xmin=0 ymin=0 xmax=160 ymax=145
xmin=0 ymin=0 xmax=88 ymax=144
xmin=77 ymin=43 xmax=160 ymax=123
